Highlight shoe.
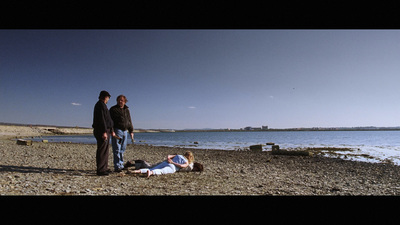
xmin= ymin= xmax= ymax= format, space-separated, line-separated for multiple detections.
xmin=97 ymin=171 xmax=110 ymax=176
xmin=114 ymin=168 xmax=123 ymax=173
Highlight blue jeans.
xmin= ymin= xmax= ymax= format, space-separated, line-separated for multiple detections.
xmin=112 ymin=129 xmax=128 ymax=170
xmin=139 ymin=161 xmax=177 ymax=175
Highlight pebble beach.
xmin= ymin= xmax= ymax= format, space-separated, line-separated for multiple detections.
xmin=1 ymin=135 xmax=400 ymax=195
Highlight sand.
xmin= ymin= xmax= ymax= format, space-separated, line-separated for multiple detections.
xmin=1 ymin=136 xmax=400 ymax=195
xmin=0 ymin=124 xmax=93 ymax=139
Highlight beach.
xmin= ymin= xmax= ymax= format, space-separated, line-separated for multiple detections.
xmin=0 ymin=124 xmax=93 ymax=139
xmin=1 ymin=135 xmax=400 ymax=195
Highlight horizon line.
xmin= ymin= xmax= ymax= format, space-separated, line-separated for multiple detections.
xmin=1 ymin=122 xmax=400 ymax=131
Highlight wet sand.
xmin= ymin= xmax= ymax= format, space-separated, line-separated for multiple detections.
xmin=1 ymin=138 xmax=400 ymax=195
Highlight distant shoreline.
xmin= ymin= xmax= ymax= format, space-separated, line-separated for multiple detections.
xmin=2 ymin=122 xmax=400 ymax=137
xmin=0 ymin=124 xmax=92 ymax=139
xmin=0 ymin=124 xmax=172 ymax=139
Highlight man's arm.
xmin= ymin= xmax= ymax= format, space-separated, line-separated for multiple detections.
xmin=172 ymin=161 xmax=189 ymax=168
xmin=127 ymin=109 xmax=134 ymax=138
xmin=167 ymin=155 xmax=189 ymax=168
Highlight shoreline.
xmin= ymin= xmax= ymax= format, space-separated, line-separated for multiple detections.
xmin=18 ymin=132 xmax=400 ymax=166
xmin=0 ymin=124 xmax=168 ymax=140
xmin=1 ymin=139 xmax=400 ymax=195
xmin=0 ymin=124 xmax=92 ymax=139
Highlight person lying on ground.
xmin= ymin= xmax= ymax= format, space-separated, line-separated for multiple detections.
xmin=126 ymin=151 xmax=203 ymax=177
xmin=125 ymin=159 xmax=204 ymax=172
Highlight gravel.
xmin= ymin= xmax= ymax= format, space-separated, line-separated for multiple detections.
xmin=1 ymin=139 xmax=400 ymax=195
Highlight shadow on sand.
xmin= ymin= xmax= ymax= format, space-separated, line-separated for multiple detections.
xmin=0 ymin=165 xmax=93 ymax=176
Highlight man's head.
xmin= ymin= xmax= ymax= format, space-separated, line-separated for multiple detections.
xmin=117 ymin=95 xmax=128 ymax=108
xmin=99 ymin=90 xmax=111 ymax=104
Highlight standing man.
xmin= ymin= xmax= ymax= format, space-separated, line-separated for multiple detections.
xmin=92 ymin=90 xmax=115 ymax=176
xmin=110 ymin=95 xmax=134 ymax=172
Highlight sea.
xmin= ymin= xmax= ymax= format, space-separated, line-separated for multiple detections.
xmin=30 ymin=131 xmax=400 ymax=165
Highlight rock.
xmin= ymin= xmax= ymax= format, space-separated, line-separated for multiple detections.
xmin=194 ymin=142 xmax=199 ymax=144
xmin=272 ymin=145 xmax=280 ymax=151
xmin=271 ymin=149 xmax=311 ymax=156
xmin=266 ymin=142 xmax=275 ymax=145
xmin=16 ymin=139 xmax=32 ymax=146
xmin=250 ymin=144 xmax=263 ymax=152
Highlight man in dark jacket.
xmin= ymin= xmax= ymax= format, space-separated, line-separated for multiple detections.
xmin=109 ymin=94 xmax=134 ymax=172
xmin=92 ymin=90 xmax=115 ymax=176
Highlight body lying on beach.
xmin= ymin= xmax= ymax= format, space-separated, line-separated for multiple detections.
xmin=125 ymin=151 xmax=203 ymax=177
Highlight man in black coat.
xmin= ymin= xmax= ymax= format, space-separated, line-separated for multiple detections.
xmin=109 ymin=94 xmax=134 ymax=172
xmin=92 ymin=90 xmax=115 ymax=176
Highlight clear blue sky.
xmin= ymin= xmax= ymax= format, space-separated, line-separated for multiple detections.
xmin=1 ymin=30 xmax=400 ymax=129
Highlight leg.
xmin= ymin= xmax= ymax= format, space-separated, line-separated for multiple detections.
xmin=119 ymin=130 xmax=128 ymax=168
xmin=95 ymin=130 xmax=110 ymax=174
xmin=111 ymin=129 xmax=121 ymax=170
xmin=137 ymin=168 xmax=150 ymax=174
xmin=130 ymin=169 xmax=144 ymax=174
xmin=150 ymin=164 xmax=176 ymax=176
xmin=134 ymin=160 xmax=153 ymax=170
xmin=112 ymin=129 xmax=127 ymax=171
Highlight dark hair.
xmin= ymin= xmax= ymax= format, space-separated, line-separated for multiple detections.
xmin=99 ymin=90 xmax=111 ymax=100
xmin=116 ymin=95 xmax=128 ymax=103
xmin=192 ymin=162 xmax=204 ymax=172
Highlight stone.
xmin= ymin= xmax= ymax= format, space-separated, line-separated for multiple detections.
xmin=271 ymin=149 xmax=311 ymax=156
xmin=250 ymin=144 xmax=263 ymax=152
xmin=16 ymin=139 xmax=32 ymax=146
xmin=272 ymin=145 xmax=280 ymax=151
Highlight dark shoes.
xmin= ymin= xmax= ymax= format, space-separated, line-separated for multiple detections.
xmin=114 ymin=168 xmax=123 ymax=173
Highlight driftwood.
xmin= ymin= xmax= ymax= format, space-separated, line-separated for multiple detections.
xmin=271 ymin=149 xmax=312 ymax=156
xmin=16 ymin=139 xmax=32 ymax=146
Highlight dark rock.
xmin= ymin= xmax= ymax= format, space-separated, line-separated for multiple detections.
xmin=272 ymin=145 xmax=279 ymax=151
xmin=250 ymin=144 xmax=263 ymax=152
xmin=17 ymin=139 xmax=32 ymax=146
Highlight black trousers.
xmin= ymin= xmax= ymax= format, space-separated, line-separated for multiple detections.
xmin=94 ymin=129 xmax=110 ymax=173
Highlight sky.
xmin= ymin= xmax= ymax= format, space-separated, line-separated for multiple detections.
xmin=1 ymin=30 xmax=400 ymax=129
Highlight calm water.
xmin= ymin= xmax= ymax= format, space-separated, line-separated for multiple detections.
xmin=31 ymin=131 xmax=400 ymax=165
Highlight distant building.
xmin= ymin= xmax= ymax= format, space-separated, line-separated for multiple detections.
xmin=244 ymin=126 xmax=252 ymax=131
xmin=243 ymin=125 xmax=268 ymax=131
